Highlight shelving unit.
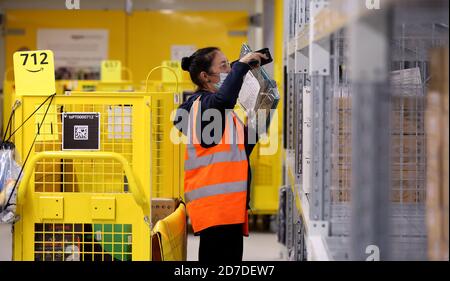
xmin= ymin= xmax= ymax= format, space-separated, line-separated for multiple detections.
xmin=279 ymin=0 xmax=449 ymax=261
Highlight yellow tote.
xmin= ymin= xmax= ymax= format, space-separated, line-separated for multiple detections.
xmin=153 ymin=202 xmax=187 ymax=261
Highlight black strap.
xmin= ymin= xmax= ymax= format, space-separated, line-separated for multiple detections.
xmin=5 ymin=93 xmax=56 ymax=143
xmin=2 ymin=104 xmax=16 ymax=142
xmin=2 ymin=93 xmax=56 ymax=212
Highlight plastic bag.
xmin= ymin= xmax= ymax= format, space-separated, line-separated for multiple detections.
xmin=0 ymin=142 xmax=21 ymax=221
xmin=237 ymin=44 xmax=280 ymax=134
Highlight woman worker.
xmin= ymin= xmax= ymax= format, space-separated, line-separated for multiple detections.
xmin=174 ymin=47 xmax=267 ymax=262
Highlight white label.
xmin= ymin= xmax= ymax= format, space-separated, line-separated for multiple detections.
xmin=171 ymin=45 xmax=196 ymax=61
xmin=390 ymin=67 xmax=422 ymax=85
xmin=238 ymin=71 xmax=261 ymax=111
xmin=302 ymin=86 xmax=312 ymax=194
xmin=74 ymin=125 xmax=89 ymax=140
xmin=37 ymin=29 xmax=108 ymax=76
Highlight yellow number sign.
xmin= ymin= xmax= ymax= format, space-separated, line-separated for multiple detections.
xmin=101 ymin=60 xmax=122 ymax=82
xmin=13 ymin=50 xmax=56 ymax=96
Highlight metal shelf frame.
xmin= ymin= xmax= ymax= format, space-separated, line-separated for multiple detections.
xmin=281 ymin=0 xmax=449 ymax=261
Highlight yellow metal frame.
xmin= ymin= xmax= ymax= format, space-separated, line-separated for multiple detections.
xmin=142 ymin=91 xmax=184 ymax=199
xmin=56 ymin=80 xmax=136 ymax=93
xmin=12 ymin=93 xmax=153 ymax=261
xmin=18 ymin=151 xmax=149 ymax=213
xmin=15 ymin=151 xmax=151 ymax=261
xmin=145 ymin=66 xmax=180 ymax=93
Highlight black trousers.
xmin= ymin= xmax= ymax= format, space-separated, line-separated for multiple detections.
xmin=198 ymin=224 xmax=243 ymax=262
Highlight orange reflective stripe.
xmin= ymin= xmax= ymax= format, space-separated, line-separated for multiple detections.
xmin=186 ymin=99 xmax=247 ymax=170
xmin=187 ymin=192 xmax=247 ymax=233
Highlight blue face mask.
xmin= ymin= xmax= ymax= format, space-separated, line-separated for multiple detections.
xmin=213 ymin=72 xmax=229 ymax=90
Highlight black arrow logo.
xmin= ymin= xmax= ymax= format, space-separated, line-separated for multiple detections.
xmin=26 ymin=67 xmax=44 ymax=73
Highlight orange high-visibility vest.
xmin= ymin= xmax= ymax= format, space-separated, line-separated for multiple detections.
xmin=184 ymin=97 xmax=249 ymax=234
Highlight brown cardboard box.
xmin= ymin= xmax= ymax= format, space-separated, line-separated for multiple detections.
xmin=426 ymin=90 xmax=445 ymax=259
xmin=392 ymin=166 xmax=425 ymax=178
xmin=426 ymin=47 xmax=449 ymax=260
xmin=331 ymin=168 xmax=352 ymax=202
xmin=331 ymin=190 xmax=351 ymax=202
xmin=391 ymin=163 xmax=425 ymax=203
xmin=441 ymin=53 xmax=449 ymax=262
xmin=391 ymin=135 xmax=426 ymax=165
xmin=151 ymin=198 xmax=178 ymax=226
xmin=391 ymin=108 xmax=425 ymax=135
xmin=332 ymin=96 xmax=427 ymax=204
xmin=333 ymin=96 xmax=353 ymax=203
xmin=390 ymin=188 xmax=424 ymax=203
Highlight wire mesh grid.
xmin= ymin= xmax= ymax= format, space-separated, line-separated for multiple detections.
xmin=389 ymin=82 xmax=428 ymax=260
xmin=11 ymin=95 xmax=154 ymax=261
xmin=330 ymin=31 xmax=352 ymax=206
xmin=326 ymin=20 xmax=448 ymax=259
xmin=328 ymin=31 xmax=353 ymax=241
xmin=33 ymin=103 xmax=133 ymax=193
xmin=390 ymin=88 xmax=426 ymax=206
xmin=152 ymin=98 xmax=166 ymax=198
xmin=34 ymin=223 xmax=132 ymax=261
xmin=386 ymin=18 xmax=448 ymax=259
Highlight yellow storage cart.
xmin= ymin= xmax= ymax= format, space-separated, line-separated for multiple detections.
xmin=11 ymin=93 xmax=153 ymax=261
xmin=9 ymin=91 xmax=186 ymax=261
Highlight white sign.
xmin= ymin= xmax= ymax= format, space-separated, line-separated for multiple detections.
xmin=171 ymin=45 xmax=196 ymax=61
xmin=237 ymin=71 xmax=261 ymax=112
xmin=62 ymin=113 xmax=100 ymax=151
xmin=365 ymin=0 xmax=381 ymax=10
xmin=65 ymin=0 xmax=81 ymax=10
xmin=37 ymin=29 xmax=108 ymax=68
xmin=391 ymin=67 xmax=422 ymax=85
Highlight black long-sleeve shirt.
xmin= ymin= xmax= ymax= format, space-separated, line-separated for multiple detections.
xmin=173 ymin=61 xmax=258 ymax=210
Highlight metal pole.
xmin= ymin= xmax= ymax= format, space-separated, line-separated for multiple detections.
xmin=349 ymin=1 xmax=391 ymax=261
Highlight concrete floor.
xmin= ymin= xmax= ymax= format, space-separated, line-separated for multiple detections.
xmin=187 ymin=231 xmax=285 ymax=261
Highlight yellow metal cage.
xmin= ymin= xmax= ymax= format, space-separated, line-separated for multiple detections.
xmin=12 ymin=93 xmax=154 ymax=261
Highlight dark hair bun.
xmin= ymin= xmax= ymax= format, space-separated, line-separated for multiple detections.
xmin=181 ymin=56 xmax=192 ymax=71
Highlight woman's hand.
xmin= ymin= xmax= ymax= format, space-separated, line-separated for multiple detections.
xmin=239 ymin=52 xmax=268 ymax=68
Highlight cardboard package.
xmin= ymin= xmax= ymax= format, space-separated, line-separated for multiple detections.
xmin=151 ymin=198 xmax=178 ymax=226
xmin=426 ymin=48 xmax=449 ymax=261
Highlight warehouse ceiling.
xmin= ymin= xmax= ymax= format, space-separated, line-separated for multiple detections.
xmin=0 ymin=0 xmax=256 ymax=12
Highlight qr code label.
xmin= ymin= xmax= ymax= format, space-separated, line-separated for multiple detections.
xmin=74 ymin=125 xmax=89 ymax=140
